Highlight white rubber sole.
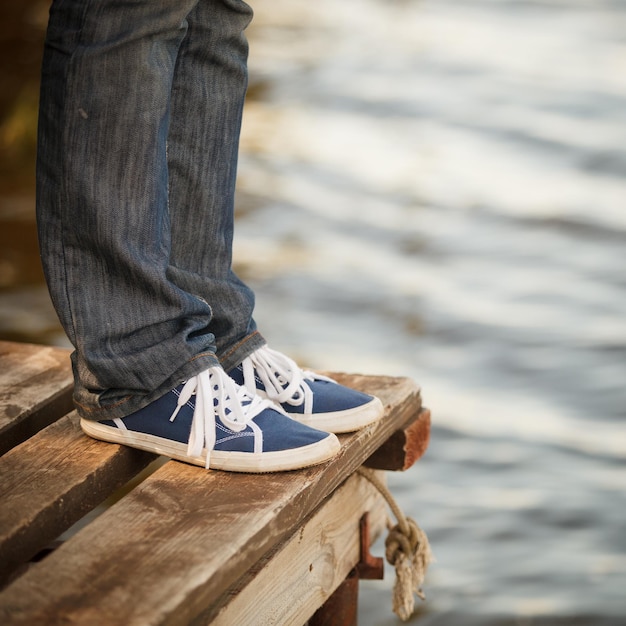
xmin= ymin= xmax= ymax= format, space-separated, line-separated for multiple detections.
xmin=80 ymin=418 xmax=341 ymax=473
xmin=287 ymin=396 xmax=385 ymax=433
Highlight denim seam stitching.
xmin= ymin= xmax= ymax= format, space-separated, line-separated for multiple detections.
xmin=220 ymin=330 xmax=261 ymax=362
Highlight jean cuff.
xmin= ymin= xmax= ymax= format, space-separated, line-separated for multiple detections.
xmin=218 ymin=330 xmax=267 ymax=372
xmin=76 ymin=350 xmax=221 ymax=421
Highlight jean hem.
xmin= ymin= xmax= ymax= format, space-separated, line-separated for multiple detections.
xmin=218 ymin=329 xmax=266 ymax=371
xmin=76 ymin=350 xmax=220 ymax=421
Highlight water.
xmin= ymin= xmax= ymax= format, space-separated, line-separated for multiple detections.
xmin=1 ymin=1 xmax=625 ymax=624
xmin=236 ymin=1 xmax=626 ymax=624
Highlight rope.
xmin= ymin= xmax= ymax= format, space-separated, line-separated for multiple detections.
xmin=357 ymin=467 xmax=433 ymax=622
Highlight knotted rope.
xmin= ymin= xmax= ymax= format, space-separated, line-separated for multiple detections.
xmin=357 ymin=467 xmax=433 ymax=621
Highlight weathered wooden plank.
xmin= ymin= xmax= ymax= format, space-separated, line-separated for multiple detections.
xmin=364 ymin=407 xmax=431 ymax=471
xmin=202 ymin=471 xmax=388 ymax=625
xmin=0 ymin=341 xmax=73 ymax=455
xmin=0 ymin=412 xmax=156 ymax=587
xmin=0 ymin=374 xmax=421 ymax=626
xmin=308 ymin=572 xmax=359 ymax=626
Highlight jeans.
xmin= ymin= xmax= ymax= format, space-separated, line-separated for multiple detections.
xmin=36 ymin=0 xmax=265 ymax=420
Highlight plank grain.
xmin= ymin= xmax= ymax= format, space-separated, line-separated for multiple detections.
xmin=0 ymin=341 xmax=73 ymax=455
xmin=0 ymin=374 xmax=422 ymax=626
xmin=0 ymin=412 xmax=156 ymax=586
xmin=206 ymin=471 xmax=388 ymax=626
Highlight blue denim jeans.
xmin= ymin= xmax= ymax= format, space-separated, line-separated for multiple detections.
xmin=36 ymin=0 xmax=265 ymax=419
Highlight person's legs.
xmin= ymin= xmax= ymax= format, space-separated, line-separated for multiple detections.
xmin=37 ymin=0 xmax=232 ymax=419
xmin=166 ymin=0 xmax=265 ymax=372
xmin=36 ymin=0 xmax=341 ymax=472
xmin=37 ymin=0 xmax=380 ymax=468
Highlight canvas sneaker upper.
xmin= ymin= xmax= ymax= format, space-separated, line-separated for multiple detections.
xmin=229 ymin=346 xmax=384 ymax=433
xmin=80 ymin=366 xmax=340 ymax=473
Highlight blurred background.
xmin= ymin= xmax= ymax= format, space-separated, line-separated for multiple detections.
xmin=1 ymin=1 xmax=625 ymax=624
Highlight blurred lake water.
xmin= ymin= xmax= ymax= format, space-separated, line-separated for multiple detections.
xmin=1 ymin=1 xmax=625 ymax=624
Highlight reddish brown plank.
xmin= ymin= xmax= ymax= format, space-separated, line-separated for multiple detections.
xmin=0 ymin=341 xmax=73 ymax=455
xmin=364 ymin=407 xmax=431 ymax=471
xmin=0 ymin=375 xmax=422 ymax=626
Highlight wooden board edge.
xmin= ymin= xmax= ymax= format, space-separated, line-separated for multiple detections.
xmin=198 ymin=471 xmax=388 ymax=626
xmin=363 ymin=407 xmax=431 ymax=471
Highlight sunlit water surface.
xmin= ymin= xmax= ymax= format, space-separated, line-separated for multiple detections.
xmin=235 ymin=1 xmax=626 ymax=624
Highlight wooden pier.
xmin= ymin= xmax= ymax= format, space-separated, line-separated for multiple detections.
xmin=0 ymin=340 xmax=430 ymax=625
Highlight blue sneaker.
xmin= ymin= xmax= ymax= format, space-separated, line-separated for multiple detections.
xmin=80 ymin=366 xmax=340 ymax=472
xmin=228 ymin=346 xmax=384 ymax=434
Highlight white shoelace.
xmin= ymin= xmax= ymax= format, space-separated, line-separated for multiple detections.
xmin=241 ymin=346 xmax=335 ymax=415
xmin=169 ymin=367 xmax=269 ymax=469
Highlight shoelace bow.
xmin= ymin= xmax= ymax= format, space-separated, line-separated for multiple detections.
xmin=241 ymin=346 xmax=335 ymax=414
xmin=169 ymin=367 xmax=269 ymax=469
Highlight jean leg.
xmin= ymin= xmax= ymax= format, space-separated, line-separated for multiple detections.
xmin=37 ymin=0 xmax=221 ymax=419
xmin=166 ymin=0 xmax=264 ymax=370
